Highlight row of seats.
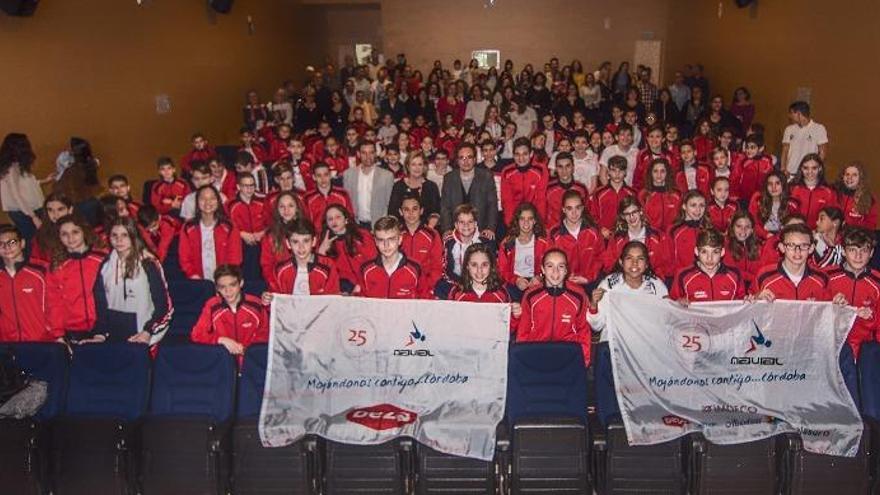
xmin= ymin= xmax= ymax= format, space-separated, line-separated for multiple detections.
xmin=2 ymin=340 xmax=879 ymax=494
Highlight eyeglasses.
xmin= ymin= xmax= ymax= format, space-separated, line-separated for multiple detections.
xmin=0 ymin=239 xmax=19 ymax=249
xmin=623 ymin=209 xmax=641 ymax=218
xmin=783 ymin=242 xmax=812 ymax=252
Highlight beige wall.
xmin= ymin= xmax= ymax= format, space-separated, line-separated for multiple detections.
xmin=665 ymin=0 xmax=880 ymax=194
xmin=0 ymin=0 xmax=310 ymax=197
xmin=381 ymin=0 xmax=669 ymax=74
xmin=304 ymin=4 xmax=382 ymax=66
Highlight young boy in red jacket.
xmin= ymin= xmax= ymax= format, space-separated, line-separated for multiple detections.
xmin=301 ymin=162 xmax=353 ymax=228
xmin=590 ymin=155 xmax=635 ymax=238
xmin=826 ymin=228 xmax=880 ymax=359
xmin=191 ymin=264 xmax=268 ymax=357
xmin=227 ymin=173 xmax=269 ymax=248
xmin=266 ymin=219 xmax=340 ymax=296
xmin=517 ymin=249 xmax=591 ymax=364
xmin=671 ymin=229 xmax=745 ymax=303
xmin=500 ymin=137 xmax=548 ymax=226
xmin=0 ymin=225 xmax=55 ymax=343
xmin=399 ymin=194 xmax=443 ymax=292
xmin=545 ymin=152 xmax=588 ymax=232
xmin=149 ymin=157 xmax=190 ymax=217
xmin=181 ymin=133 xmax=217 ymax=177
xmin=359 ymin=216 xmax=425 ymax=299
xmin=752 ymin=223 xmax=830 ymax=301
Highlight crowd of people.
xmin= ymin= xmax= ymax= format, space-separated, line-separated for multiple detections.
xmin=0 ymin=53 xmax=874 ymax=368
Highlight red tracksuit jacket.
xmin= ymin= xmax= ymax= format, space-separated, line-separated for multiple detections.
xmin=239 ymin=144 xmax=268 ymax=165
xmin=633 ymin=149 xmax=673 ymax=191
xmin=0 ymin=261 xmax=54 ymax=342
xmin=723 ymin=240 xmax=763 ymax=290
xmin=668 ymin=220 xmax=703 ymax=274
xmin=707 ymin=200 xmax=737 ymax=232
xmin=590 ymin=184 xmax=637 ymax=232
xmin=500 ymin=164 xmax=548 ymax=225
xmin=449 ymin=286 xmax=511 ymax=303
xmin=602 ymin=228 xmax=674 ymax=279
xmin=227 ymin=196 xmax=269 ymax=234
xmin=400 ymin=225 xmax=443 ymax=289
xmin=497 ymin=236 xmax=550 ymax=286
xmin=790 ymin=184 xmax=838 ymax=229
xmin=640 ymin=188 xmax=682 ymax=233
xmin=549 ymin=221 xmax=604 ymax=282
xmin=190 ymin=294 xmax=269 ymax=348
xmin=545 ymin=180 xmax=588 ymax=231
xmin=138 ymin=215 xmax=180 ymax=263
xmin=359 ymin=254 xmax=424 ymax=299
xmin=837 ymin=190 xmax=878 ymax=229
xmin=670 ymin=263 xmax=746 ymax=301
xmin=47 ymin=250 xmax=106 ymax=335
xmin=517 ymin=282 xmax=591 ymax=364
xmin=675 ymin=164 xmax=712 ymax=196
xmin=260 ymin=234 xmax=290 ymax=290
xmin=709 ymin=163 xmax=745 ymax=202
xmin=331 ymin=229 xmax=378 ymax=287
xmin=753 ymin=263 xmax=830 ymax=301
xmin=181 ymin=147 xmax=217 ymax=175
xmin=738 ymin=155 xmax=774 ymax=205
xmin=178 ymin=221 xmax=243 ymax=279
xmin=150 ymin=178 xmax=191 ymax=215
xmin=826 ymin=267 xmax=880 ymax=358
xmin=302 ymin=187 xmax=354 ymax=228
xmin=693 ymin=136 xmax=714 ymax=162
xmin=273 ymin=255 xmax=341 ymax=295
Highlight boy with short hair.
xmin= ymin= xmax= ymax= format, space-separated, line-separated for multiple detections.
xmin=399 ymin=194 xmax=443 ymax=292
xmin=545 ymin=152 xmax=588 ymax=232
xmin=753 ymin=223 xmax=830 ymax=301
xmin=599 ymin=123 xmax=638 ymax=185
xmin=301 ymin=162 xmax=353 ymax=228
xmin=0 ymin=224 xmax=55 ymax=342
xmin=107 ymin=174 xmax=141 ymax=218
xmin=437 ymin=204 xmax=494 ymax=299
xmin=826 ymin=228 xmax=880 ymax=358
xmin=149 ymin=156 xmax=190 ymax=217
xmin=191 ymin=264 xmax=268 ymax=357
xmin=675 ymin=140 xmax=711 ymax=195
xmin=500 ymin=137 xmax=548 ymax=225
xmin=359 ymin=216 xmax=425 ymax=299
xmin=671 ymin=229 xmax=745 ymax=303
xmin=739 ymin=134 xmax=774 ymax=205
xmin=268 ymin=219 xmax=340 ymax=295
xmin=227 ymin=173 xmax=269 ymax=246
xmin=136 ymin=204 xmax=179 ymax=263
xmin=181 ymin=133 xmax=217 ymax=176
xmin=234 ymin=152 xmax=270 ymax=197
xmin=590 ymin=155 xmax=635 ymax=237
xmin=239 ymin=127 xmax=268 ymax=165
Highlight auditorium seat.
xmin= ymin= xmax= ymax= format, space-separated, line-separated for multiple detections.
xmin=591 ymin=342 xmax=687 ymax=494
xmin=324 ymin=438 xmax=414 ymax=495
xmin=232 ymin=344 xmax=317 ymax=495
xmin=690 ymin=435 xmax=780 ymax=494
xmin=0 ymin=343 xmax=69 ymax=495
xmin=51 ymin=343 xmax=150 ymax=494
xmin=415 ymin=442 xmax=496 ymax=495
xmin=139 ymin=344 xmax=236 ymax=495
xmin=784 ymin=422 xmax=872 ymax=495
xmin=166 ymin=279 xmax=215 ymax=342
xmin=506 ymin=342 xmax=591 ymax=494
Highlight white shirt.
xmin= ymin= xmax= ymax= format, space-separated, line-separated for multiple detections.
xmin=451 ymin=236 xmax=479 ymax=277
xmin=599 ymin=145 xmax=639 ymax=185
xmin=783 ymin=264 xmax=804 ymax=286
xmin=465 ymin=99 xmax=490 ymax=126
xmin=588 ymin=272 xmax=668 ymax=342
xmin=684 ymin=165 xmax=698 ymax=190
xmin=782 ymin=119 xmax=828 ymax=174
xmin=509 ymin=108 xmax=537 ymax=138
xmin=100 ymin=251 xmax=155 ymax=336
xmin=573 ymin=152 xmax=601 ymax=191
xmin=293 ymin=264 xmax=311 ymax=295
xmin=356 ymin=166 xmax=375 ymax=223
xmin=384 ymin=253 xmax=402 ymax=276
xmin=513 ymin=237 xmax=536 ymax=278
xmin=200 ymin=222 xmax=217 ymax=280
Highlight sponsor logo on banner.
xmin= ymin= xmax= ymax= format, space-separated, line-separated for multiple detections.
xmin=731 ymin=320 xmax=782 ymax=366
xmin=394 ymin=321 xmax=434 ymax=357
xmin=663 ymin=415 xmax=690 ymax=428
xmin=346 ymin=404 xmax=419 ymax=431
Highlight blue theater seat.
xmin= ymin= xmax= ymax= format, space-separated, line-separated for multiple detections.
xmin=140 ymin=344 xmax=236 ymax=495
xmin=166 ymin=279 xmax=215 ymax=341
xmin=506 ymin=342 xmax=590 ymax=494
xmin=0 ymin=343 xmax=69 ymax=495
xmin=232 ymin=344 xmax=316 ymax=495
xmin=52 ymin=343 xmax=150 ymax=494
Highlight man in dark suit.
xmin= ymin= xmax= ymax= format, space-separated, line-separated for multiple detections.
xmin=440 ymin=143 xmax=498 ymax=238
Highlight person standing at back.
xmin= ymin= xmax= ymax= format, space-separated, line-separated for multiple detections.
xmin=781 ymin=101 xmax=828 ymax=180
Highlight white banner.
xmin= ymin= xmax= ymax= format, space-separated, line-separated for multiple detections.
xmin=259 ymin=295 xmax=510 ymax=461
xmin=602 ymin=292 xmax=861 ymax=457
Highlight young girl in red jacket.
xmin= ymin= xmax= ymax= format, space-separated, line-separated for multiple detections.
xmin=671 ymin=228 xmax=745 ymax=303
xmin=47 ymin=214 xmax=106 ymax=342
xmin=789 ymin=153 xmax=838 ymax=229
xmin=516 ymin=249 xmax=591 ymax=364
xmin=498 ymin=202 xmax=550 ymax=301
xmin=259 ymin=190 xmax=302 ymax=289
xmin=0 ymin=224 xmax=55 ymax=343
xmin=639 ymin=158 xmax=682 ymax=233
xmin=603 ymin=196 xmax=675 ymax=280
xmin=709 ymin=147 xmax=743 ymax=202
xmin=692 ymin=118 xmax=715 ymax=163
xmin=267 ymin=219 xmax=340 ymax=296
xmin=834 ymin=161 xmax=877 ymax=229
xmin=178 ymin=186 xmax=243 ymax=280
xmin=749 ymin=171 xmax=799 ymax=240
xmin=548 ymin=190 xmax=604 ymax=289
xmin=724 ymin=211 xmax=763 ymax=291
xmin=707 ymin=177 xmax=737 ymax=232
xmin=632 ymin=124 xmax=674 ymax=191
xmin=674 ymin=140 xmax=711 ymax=196
xmin=398 ymin=194 xmax=443 ymax=292
xmin=317 ymin=204 xmax=377 ymax=294
xmin=191 ymin=264 xmax=268 ymax=358
xmin=668 ymin=190 xmax=714 ymax=274
xmin=31 ymin=193 xmax=74 ymax=264
xmin=449 ymin=243 xmax=518 ymax=308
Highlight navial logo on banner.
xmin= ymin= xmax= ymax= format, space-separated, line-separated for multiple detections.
xmin=730 ymin=321 xmax=781 ymax=366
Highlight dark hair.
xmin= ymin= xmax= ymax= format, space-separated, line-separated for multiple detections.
xmin=780 ymin=223 xmax=813 ymax=243
xmin=842 ymin=227 xmax=877 ymax=249
xmin=505 ymin=202 xmax=546 ymax=242
xmin=726 ymin=211 xmax=760 ymax=261
xmin=607 ymin=155 xmax=628 ymax=171
xmin=459 ymin=244 xmax=504 ymax=293
xmin=672 ymin=190 xmax=713 ymax=231
xmin=0 ymin=133 xmax=36 ymax=176
xmin=612 ymin=240 xmax=656 ymax=279
xmin=137 ymin=204 xmax=159 ymax=227
xmin=35 ymin=193 xmax=74 ymax=257
xmin=834 ymin=162 xmax=873 ymax=215
xmin=107 ymin=174 xmax=128 ymax=186
xmin=193 ymin=185 xmax=229 ymax=224
xmin=696 ymin=228 xmax=725 ymax=249
xmin=107 ymin=217 xmax=150 ymax=279
xmin=645 ymin=158 xmax=676 ymax=191
xmin=512 ymin=137 xmax=531 ymax=151
xmin=614 ymin=196 xmax=647 ymax=234
xmin=52 ymin=214 xmax=103 ymax=269
xmin=792 ymin=153 xmax=827 ymax=186
xmin=323 ymin=204 xmax=365 ymax=257
xmin=758 ymin=171 xmax=792 ymax=224
xmin=269 ymin=191 xmax=302 ymax=253
xmin=0 ymin=223 xmax=22 ymax=240
xmin=744 ymin=134 xmax=764 ymax=148
xmin=98 ymin=194 xmax=124 ymax=232
xmin=235 ymin=151 xmax=254 ymax=166
xmin=70 ymin=137 xmax=99 ymax=186
xmin=789 ymin=101 xmax=811 ymax=117
xmin=213 ymin=264 xmax=242 ymax=283
xmin=456 ymin=142 xmax=477 ymax=157
xmin=616 ymin=123 xmax=633 ymax=136
xmin=373 ymin=215 xmax=401 ymax=233
xmin=156 ymin=156 xmax=174 ymax=168
xmin=555 ymin=151 xmax=573 ymax=165
xmin=560 ymin=189 xmax=596 ymax=228
xmin=286 ymin=218 xmax=317 ymax=239
xmin=818 ymin=206 xmax=844 ymax=225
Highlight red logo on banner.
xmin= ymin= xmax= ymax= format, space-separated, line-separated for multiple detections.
xmin=346 ymin=404 xmax=418 ymax=431
xmin=662 ymin=415 xmax=690 ymax=428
